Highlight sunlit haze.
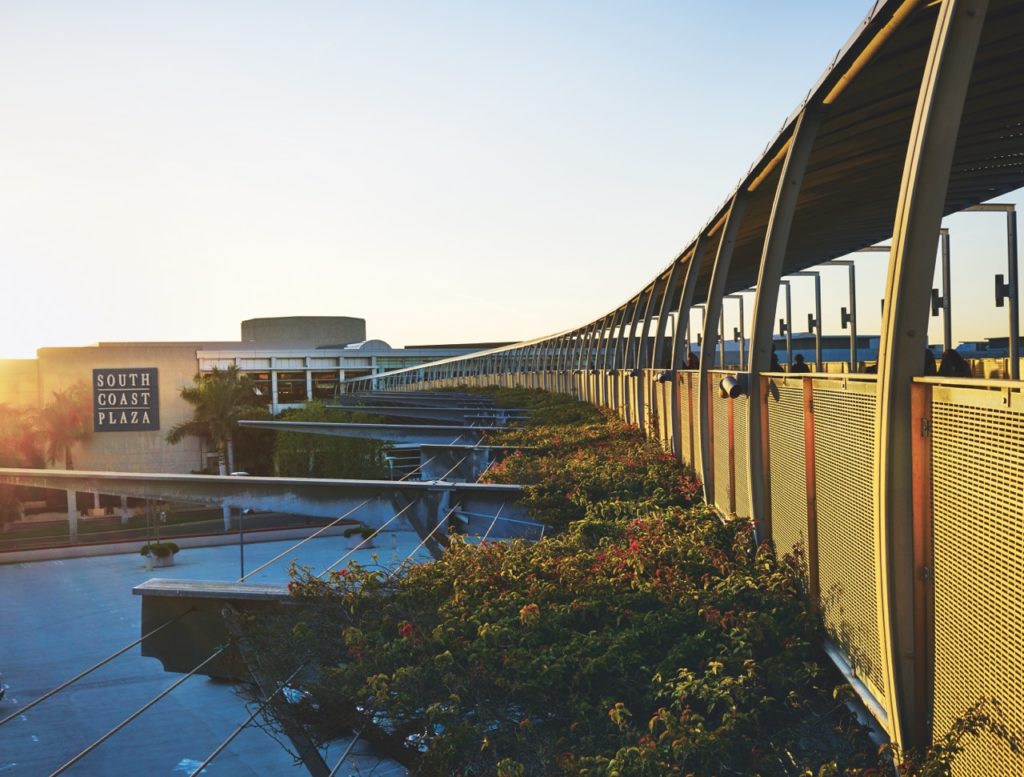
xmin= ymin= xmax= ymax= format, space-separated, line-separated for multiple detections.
xmin=2 ymin=1 xmax=1018 ymax=359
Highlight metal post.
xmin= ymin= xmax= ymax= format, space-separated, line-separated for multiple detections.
xmin=781 ymin=280 xmax=793 ymax=365
xmin=689 ymin=305 xmax=705 ymax=362
xmin=940 ymin=229 xmax=952 ymax=353
xmin=875 ymin=0 xmax=987 ymax=750
xmin=789 ymin=271 xmax=822 ymax=368
xmin=718 ymin=311 xmax=726 ymax=368
xmin=826 ymin=260 xmax=859 ymax=371
xmin=964 ymin=203 xmax=1019 ymax=376
xmin=1009 ymin=209 xmax=1019 ymax=377
xmin=725 ymin=294 xmax=746 ymax=369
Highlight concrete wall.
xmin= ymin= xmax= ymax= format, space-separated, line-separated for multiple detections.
xmin=241 ymin=316 xmax=366 ymax=347
xmin=36 ymin=343 xmax=205 ymax=474
xmin=0 ymin=359 xmax=40 ymax=408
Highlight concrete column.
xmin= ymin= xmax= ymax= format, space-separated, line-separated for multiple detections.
xmin=874 ymin=0 xmax=987 ymax=750
xmin=66 ymin=489 xmax=78 ymax=544
xmin=305 ymin=370 xmax=313 ymax=402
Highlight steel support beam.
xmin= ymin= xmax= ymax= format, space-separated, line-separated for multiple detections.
xmin=0 ymin=468 xmax=527 ymax=561
xmin=874 ymin=0 xmax=987 ymax=749
xmin=746 ymin=106 xmax=822 ymax=539
xmin=638 ymin=278 xmax=662 ymax=370
xmin=671 ymin=236 xmax=709 ymax=370
xmin=651 ymin=256 xmax=685 ymax=369
xmin=238 ymin=420 xmax=500 ymax=446
xmin=696 ymin=194 xmax=748 ymax=503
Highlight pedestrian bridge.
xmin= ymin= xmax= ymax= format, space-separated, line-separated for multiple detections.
xmin=0 ymin=1 xmax=1022 ymax=774
xmin=339 ymin=1 xmax=1024 ymax=773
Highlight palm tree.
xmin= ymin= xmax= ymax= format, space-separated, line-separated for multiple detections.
xmin=0 ymin=404 xmax=43 ymax=469
xmin=166 ymin=367 xmax=262 ymax=475
xmin=36 ymin=383 xmax=92 ymax=470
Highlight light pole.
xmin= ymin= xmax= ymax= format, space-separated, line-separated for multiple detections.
xmin=778 ymin=280 xmax=793 ymax=366
xmin=965 ymin=203 xmax=1019 ymax=378
xmin=823 ymin=259 xmax=858 ymax=371
xmin=724 ymin=293 xmax=746 ymax=369
xmin=687 ymin=305 xmax=705 ymax=364
xmin=929 ymin=228 xmax=953 ymax=352
xmin=788 ymin=271 xmax=822 ymax=368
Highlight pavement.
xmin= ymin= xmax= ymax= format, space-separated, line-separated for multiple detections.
xmin=0 ymin=532 xmax=424 ymax=776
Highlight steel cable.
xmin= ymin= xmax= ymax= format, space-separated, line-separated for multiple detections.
xmin=0 ymin=607 xmax=195 ymax=728
xmin=49 ymin=646 xmax=226 ymax=776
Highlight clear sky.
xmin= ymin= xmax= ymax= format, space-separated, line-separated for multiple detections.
xmin=1 ymin=1 xmax=1018 ymax=359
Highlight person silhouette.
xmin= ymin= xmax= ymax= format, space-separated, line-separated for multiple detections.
xmin=790 ymin=354 xmax=810 ymax=373
xmin=938 ymin=348 xmax=972 ymax=377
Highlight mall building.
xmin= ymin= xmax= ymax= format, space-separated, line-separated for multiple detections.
xmin=0 ymin=316 xmax=503 ymax=475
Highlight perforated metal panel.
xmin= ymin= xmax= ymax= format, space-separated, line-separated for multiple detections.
xmin=767 ymin=380 xmax=807 ymax=562
xmin=733 ymin=396 xmax=750 ymax=519
xmin=713 ymin=380 xmax=732 ymax=516
xmin=813 ymin=379 xmax=884 ymax=700
xmin=931 ymin=387 xmax=1024 ymax=777
xmin=678 ymin=374 xmax=695 ymax=467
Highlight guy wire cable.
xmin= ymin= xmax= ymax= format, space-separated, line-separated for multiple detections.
xmin=317 ymin=498 xmax=420 ymax=579
xmin=388 ymin=504 xmax=459 ymax=579
xmin=478 ymin=503 xmax=506 ymax=544
xmin=0 ymin=606 xmax=196 ymax=728
xmin=239 ymin=498 xmax=374 ymax=582
xmin=327 ymin=724 xmax=366 ymax=776
xmin=239 ymin=452 xmax=440 ymax=583
xmin=49 ymin=646 xmax=226 ymax=776
xmin=186 ymin=663 xmax=306 ymax=777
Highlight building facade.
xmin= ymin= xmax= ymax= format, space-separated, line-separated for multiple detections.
xmin=0 ymin=317 xmax=504 ymax=474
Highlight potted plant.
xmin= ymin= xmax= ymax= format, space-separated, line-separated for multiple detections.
xmin=342 ymin=525 xmax=374 ymax=549
xmin=141 ymin=541 xmax=180 ymax=568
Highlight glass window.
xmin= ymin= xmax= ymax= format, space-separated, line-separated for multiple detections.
xmin=244 ymin=372 xmax=272 ymax=404
xmin=311 ymin=371 xmax=339 ymax=399
xmin=276 ymin=371 xmax=308 ymax=403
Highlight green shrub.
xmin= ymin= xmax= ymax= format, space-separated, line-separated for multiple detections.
xmin=140 ymin=541 xmax=179 ymax=558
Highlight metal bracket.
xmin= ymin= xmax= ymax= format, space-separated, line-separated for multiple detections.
xmin=920 ymin=418 xmax=932 ymax=438
xmin=840 ymin=306 xmax=852 ymax=330
xmin=995 ymin=273 xmax=1011 ymax=307
xmin=930 ymin=288 xmax=944 ymax=316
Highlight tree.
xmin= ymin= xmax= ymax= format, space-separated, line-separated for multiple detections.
xmin=166 ymin=367 xmax=263 ymax=475
xmin=35 ymin=383 xmax=92 ymax=470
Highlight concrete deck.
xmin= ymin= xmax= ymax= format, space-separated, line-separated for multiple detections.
xmin=0 ymin=533 xmax=420 ymax=775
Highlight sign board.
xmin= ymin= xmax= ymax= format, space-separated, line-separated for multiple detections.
xmin=93 ymin=368 xmax=160 ymax=432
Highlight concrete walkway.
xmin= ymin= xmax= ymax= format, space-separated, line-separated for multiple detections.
xmin=0 ymin=533 xmax=421 ymax=776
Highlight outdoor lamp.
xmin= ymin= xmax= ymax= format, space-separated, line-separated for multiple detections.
xmin=719 ymin=374 xmax=748 ymax=399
